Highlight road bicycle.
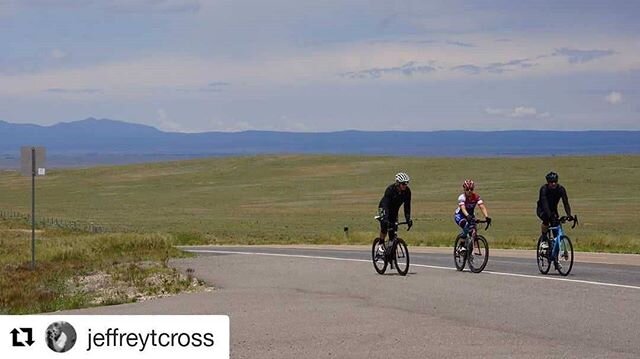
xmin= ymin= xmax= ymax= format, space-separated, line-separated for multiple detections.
xmin=537 ymin=215 xmax=578 ymax=276
xmin=453 ymin=216 xmax=491 ymax=273
xmin=372 ymin=216 xmax=410 ymax=276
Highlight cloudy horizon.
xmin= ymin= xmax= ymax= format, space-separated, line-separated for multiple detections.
xmin=1 ymin=0 xmax=638 ymax=132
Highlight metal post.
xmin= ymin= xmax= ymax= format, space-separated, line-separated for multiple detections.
xmin=31 ymin=147 xmax=35 ymax=270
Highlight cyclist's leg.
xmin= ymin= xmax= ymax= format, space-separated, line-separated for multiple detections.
xmin=454 ymin=212 xmax=468 ymax=237
xmin=548 ymin=214 xmax=561 ymax=239
xmin=379 ymin=220 xmax=388 ymax=243
xmin=386 ymin=212 xmax=399 ymax=247
xmin=375 ymin=220 xmax=388 ymax=258
xmin=537 ymin=209 xmax=550 ymax=237
xmin=377 ymin=207 xmax=387 ymax=240
xmin=454 ymin=213 xmax=468 ymax=253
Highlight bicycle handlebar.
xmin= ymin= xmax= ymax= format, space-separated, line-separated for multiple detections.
xmin=374 ymin=216 xmax=411 ymax=229
xmin=466 ymin=217 xmax=492 ymax=230
xmin=557 ymin=215 xmax=579 ymax=228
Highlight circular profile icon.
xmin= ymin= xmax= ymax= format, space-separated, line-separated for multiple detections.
xmin=45 ymin=321 xmax=77 ymax=353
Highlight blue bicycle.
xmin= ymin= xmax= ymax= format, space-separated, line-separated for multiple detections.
xmin=536 ymin=215 xmax=578 ymax=276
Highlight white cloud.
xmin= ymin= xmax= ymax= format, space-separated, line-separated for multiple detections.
xmin=204 ymin=119 xmax=253 ymax=132
xmin=484 ymin=107 xmax=508 ymax=116
xmin=156 ymin=108 xmax=185 ymax=132
xmin=485 ymin=106 xmax=549 ymax=119
xmin=0 ymin=33 xmax=638 ymax=97
xmin=50 ymin=49 xmax=68 ymax=60
xmin=553 ymin=48 xmax=615 ymax=64
xmin=605 ymin=91 xmax=623 ymax=104
xmin=512 ymin=106 xmax=537 ymax=117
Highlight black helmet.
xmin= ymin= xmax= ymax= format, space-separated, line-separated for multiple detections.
xmin=545 ymin=171 xmax=559 ymax=183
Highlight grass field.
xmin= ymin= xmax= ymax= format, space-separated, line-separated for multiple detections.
xmin=1 ymin=155 xmax=639 ymax=253
xmin=0 ymin=218 xmax=204 ymax=314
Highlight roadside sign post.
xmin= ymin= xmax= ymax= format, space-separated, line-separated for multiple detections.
xmin=20 ymin=146 xmax=46 ymax=270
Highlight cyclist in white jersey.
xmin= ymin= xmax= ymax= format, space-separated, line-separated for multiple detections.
xmin=454 ymin=179 xmax=491 ymax=238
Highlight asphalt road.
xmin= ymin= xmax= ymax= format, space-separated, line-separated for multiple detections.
xmin=183 ymin=246 xmax=640 ymax=288
xmin=65 ymin=246 xmax=640 ymax=358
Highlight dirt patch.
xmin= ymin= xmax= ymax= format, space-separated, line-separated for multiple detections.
xmin=67 ymin=264 xmax=214 ymax=306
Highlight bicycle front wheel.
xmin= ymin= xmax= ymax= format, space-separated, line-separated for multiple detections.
xmin=468 ymin=235 xmax=489 ymax=273
xmin=394 ymin=238 xmax=410 ymax=276
xmin=556 ymin=235 xmax=574 ymax=276
xmin=372 ymin=238 xmax=388 ymax=274
xmin=453 ymin=235 xmax=466 ymax=271
xmin=536 ymin=235 xmax=551 ymax=274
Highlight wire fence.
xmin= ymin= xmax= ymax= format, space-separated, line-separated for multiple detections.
xmin=0 ymin=209 xmax=132 ymax=233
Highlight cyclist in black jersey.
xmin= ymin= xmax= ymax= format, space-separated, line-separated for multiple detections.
xmin=537 ymin=171 xmax=573 ymax=237
xmin=377 ymin=172 xmax=413 ymax=241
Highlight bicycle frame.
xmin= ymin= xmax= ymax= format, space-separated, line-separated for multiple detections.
xmin=463 ymin=223 xmax=477 ymax=252
xmin=372 ymin=216 xmax=410 ymax=275
xmin=462 ymin=218 xmax=489 ymax=252
xmin=536 ymin=215 xmax=577 ymax=276
xmin=383 ymin=221 xmax=408 ymax=267
xmin=453 ymin=216 xmax=491 ymax=273
xmin=547 ymin=223 xmax=565 ymax=262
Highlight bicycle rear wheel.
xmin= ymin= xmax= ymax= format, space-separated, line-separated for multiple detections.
xmin=394 ymin=238 xmax=410 ymax=276
xmin=453 ymin=235 xmax=466 ymax=271
xmin=536 ymin=235 xmax=551 ymax=274
xmin=556 ymin=235 xmax=574 ymax=276
xmin=372 ymin=238 xmax=388 ymax=274
xmin=468 ymin=235 xmax=489 ymax=273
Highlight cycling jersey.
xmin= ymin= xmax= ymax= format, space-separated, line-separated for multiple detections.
xmin=378 ymin=183 xmax=411 ymax=233
xmin=454 ymin=192 xmax=483 ymax=217
xmin=537 ymin=183 xmax=571 ymax=222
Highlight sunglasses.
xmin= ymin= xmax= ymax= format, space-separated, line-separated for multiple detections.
xmin=399 ymin=182 xmax=409 ymax=186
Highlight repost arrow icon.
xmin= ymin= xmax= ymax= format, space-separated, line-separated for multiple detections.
xmin=10 ymin=328 xmax=25 ymax=347
xmin=21 ymin=328 xmax=34 ymax=346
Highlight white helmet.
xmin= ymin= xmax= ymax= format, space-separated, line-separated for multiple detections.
xmin=395 ymin=172 xmax=410 ymax=183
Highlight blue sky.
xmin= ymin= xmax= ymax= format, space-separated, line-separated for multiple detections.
xmin=0 ymin=0 xmax=638 ymax=132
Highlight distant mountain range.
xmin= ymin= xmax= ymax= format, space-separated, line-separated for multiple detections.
xmin=0 ymin=118 xmax=638 ymax=167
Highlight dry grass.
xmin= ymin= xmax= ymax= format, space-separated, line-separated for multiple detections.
xmin=0 ymin=219 xmax=205 ymax=314
xmin=0 ymin=155 xmax=638 ymax=252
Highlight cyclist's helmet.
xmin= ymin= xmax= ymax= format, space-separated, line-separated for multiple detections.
xmin=545 ymin=171 xmax=559 ymax=183
xmin=395 ymin=172 xmax=410 ymax=184
xmin=462 ymin=179 xmax=475 ymax=191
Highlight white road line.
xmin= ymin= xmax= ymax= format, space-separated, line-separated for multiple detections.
xmin=184 ymin=249 xmax=372 ymax=263
xmin=183 ymin=249 xmax=640 ymax=291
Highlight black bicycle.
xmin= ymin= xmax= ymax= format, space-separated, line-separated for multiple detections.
xmin=537 ymin=215 xmax=578 ymax=276
xmin=453 ymin=216 xmax=491 ymax=273
xmin=372 ymin=216 xmax=410 ymax=276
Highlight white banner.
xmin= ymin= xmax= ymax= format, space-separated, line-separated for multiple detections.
xmin=0 ymin=315 xmax=229 ymax=358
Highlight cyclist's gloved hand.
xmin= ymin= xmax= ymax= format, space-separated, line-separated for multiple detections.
xmin=485 ymin=217 xmax=492 ymax=225
xmin=406 ymin=218 xmax=413 ymax=230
